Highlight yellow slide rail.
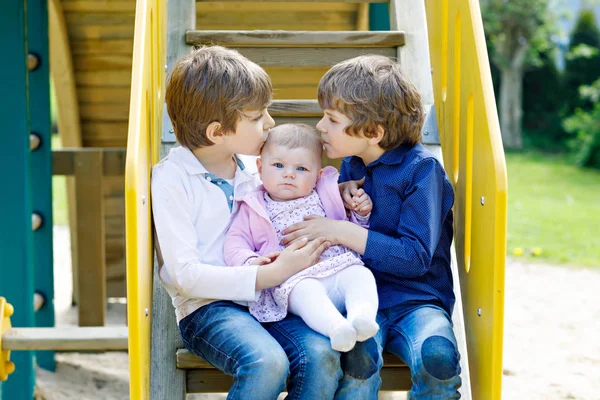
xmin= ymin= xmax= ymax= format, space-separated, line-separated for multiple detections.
xmin=426 ymin=0 xmax=508 ymax=398
xmin=125 ymin=0 xmax=166 ymax=398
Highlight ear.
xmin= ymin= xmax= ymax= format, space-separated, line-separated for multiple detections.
xmin=206 ymin=121 xmax=224 ymax=145
xmin=367 ymin=125 xmax=385 ymax=146
xmin=318 ymin=168 xmax=324 ymax=179
xmin=256 ymin=157 xmax=263 ymax=177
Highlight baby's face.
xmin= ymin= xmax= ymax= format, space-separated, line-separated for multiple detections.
xmin=258 ymin=145 xmax=321 ymax=201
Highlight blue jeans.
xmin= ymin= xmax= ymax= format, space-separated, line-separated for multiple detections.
xmin=180 ymin=301 xmax=374 ymax=400
xmin=338 ymin=304 xmax=462 ymax=399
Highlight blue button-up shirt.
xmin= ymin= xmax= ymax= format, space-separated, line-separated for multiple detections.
xmin=340 ymin=143 xmax=456 ymax=315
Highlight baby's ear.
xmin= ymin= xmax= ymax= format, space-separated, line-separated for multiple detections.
xmin=318 ymin=168 xmax=324 ymax=179
xmin=256 ymin=158 xmax=263 ymax=175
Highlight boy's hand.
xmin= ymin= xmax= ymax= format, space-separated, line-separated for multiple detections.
xmin=281 ymin=215 xmax=340 ymax=247
xmin=249 ymin=252 xmax=280 ymax=266
xmin=350 ymin=189 xmax=372 ymax=216
xmin=340 ymin=178 xmax=365 ymax=211
xmin=255 ymin=237 xmax=329 ymax=290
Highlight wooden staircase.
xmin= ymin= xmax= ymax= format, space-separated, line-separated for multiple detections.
xmin=148 ymin=0 xmax=470 ymax=397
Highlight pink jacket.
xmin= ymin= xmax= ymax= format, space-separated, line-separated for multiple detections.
xmin=224 ymin=166 xmax=364 ymax=266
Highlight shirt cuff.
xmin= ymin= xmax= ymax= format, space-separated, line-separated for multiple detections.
xmin=364 ymin=230 xmax=392 ymax=269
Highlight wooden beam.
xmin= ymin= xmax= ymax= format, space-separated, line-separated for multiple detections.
xmin=2 ymin=326 xmax=127 ymax=351
xmin=52 ymin=148 xmax=126 ymax=176
xmin=186 ymin=30 xmax=405 ymax=47
xmin=231 ymin=47 xmax=397 ymax=67
xmin=269 ymin=100 xmax=321 ymax=116
xmin=197 ymin=0 xmax=388 ymax=2
xmin=176 ymin=349 xmax=406 ymax=369
xmin=75 ymin=151 xmax=106 ymax=327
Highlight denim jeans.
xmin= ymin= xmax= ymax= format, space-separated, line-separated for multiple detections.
xmin=180 ymin=301 xmax=373 ymax=400
xmin=338 ymin=304 xmax=462 ymax=400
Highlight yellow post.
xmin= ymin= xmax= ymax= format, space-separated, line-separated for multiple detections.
xmin=425 ymin=0 xmax=508 ymax=398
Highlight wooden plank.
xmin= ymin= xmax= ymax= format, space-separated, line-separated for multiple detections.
xmin=75 ymin=150 xmax=106 ymax=327
xmin=78 ymin=87 xmax=131 ymax=104
xmin=67 ymin=24 xmax=134 ymax=40
xmin=235 ymin=47 xmax=396 ymax=67
xmin=2 ymin=326 xmax=128 ymax=351
xmin=65 ymin=13 xmax=135 ymax=26
xmin=74 ymin=54 xmax=132 ymax=71
xmin=185 ymin=367 xmax=411 ymax=393
xmin=269 ymin=100 xmax=321 ymax=116
xmin=196 ymin=3 xmax=361 ymax=12
xmin=81 ymin=122 xmax=129 ymax=140
xmin=76 ymin=70 xmax=132 ymax=87
xmin=52 ymin=148 xmax=126 ymax=176
xmin=196 ymin=12 xmax=356 ymax=31
xmin=80 ymin=104 xmax=130 ymax=121
xmin=177 ymin=349 xmax=406 ymax=369
xmin=186 ymin=30 xmax=405 ymax=48
xmin=198 ymin=0 xmax=387 ymax=2
xmin=62 ymin=1 xmax=136 ymax=12
xmin=71 ymin=39 xmax=134 ymax=55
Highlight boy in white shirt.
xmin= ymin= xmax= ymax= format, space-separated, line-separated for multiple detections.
xmin=151 ymin=46 xmax=373 ymax=399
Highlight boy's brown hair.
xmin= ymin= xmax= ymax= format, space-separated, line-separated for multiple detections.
xmin=262 ymin=124 xmax=323 ymax=163
xmin=318 ymin=55 xmax=424 ymax=149
xmin=166 ymin=46 xmax=273 ymax=149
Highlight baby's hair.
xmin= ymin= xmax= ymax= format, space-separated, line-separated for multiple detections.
xmin=263 ymin=124 xmax=323 ymax=161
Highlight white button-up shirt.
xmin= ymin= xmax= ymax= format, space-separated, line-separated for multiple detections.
xmin=151 ymin=146 xmax=260 ymax=322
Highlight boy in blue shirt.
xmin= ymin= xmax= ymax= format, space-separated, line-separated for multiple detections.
xmin=282 ymin=55 xmax=462 ymax=398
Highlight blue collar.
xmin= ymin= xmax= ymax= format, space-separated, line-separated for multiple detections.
xmin=348 ymin=144 xmax=416 ymax=170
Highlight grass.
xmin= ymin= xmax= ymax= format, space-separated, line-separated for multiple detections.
xmin=506 ymin=151 xmax=600 ymax=267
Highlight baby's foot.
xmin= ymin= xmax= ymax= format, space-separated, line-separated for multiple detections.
xmin=351 ymin=316 xmax=379 ymax=342
xmin=330 ymin=321 xmax=357 ymax=352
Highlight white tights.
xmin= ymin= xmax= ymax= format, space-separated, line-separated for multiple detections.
xmin=288 ymin=265 xmax=379 ymax=352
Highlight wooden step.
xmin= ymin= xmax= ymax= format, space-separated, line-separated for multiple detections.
xmin=198 ymin=0 xmax=388 ymax=2
xmin=186 ymin=30 xmax=405 ymax=48
xmin=176 ymin=348 xmax=406 ymax=369
xmin=2 ymin=326 xmax=128 ymax=351
xmin=269 ymin=100 xmax=321 ymax=116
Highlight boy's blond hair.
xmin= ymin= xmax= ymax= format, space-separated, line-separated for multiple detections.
xmin=318 ymin=55 xmax=424 ymax=149
xmin=263 ymin=124 xmax=323 ymax=162
xmin=166 ymin=46 xmax=273 ymax=149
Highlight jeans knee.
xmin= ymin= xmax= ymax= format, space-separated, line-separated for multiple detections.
xmin=419 ymin=336 xmax=460 ymax=381
xmin=342 ymin=338 xmax=381 ymax=379
xmin=244 ymin=349 xmax=290 ymax=383
xmin=304 ymin=340 xmax=341 ymax=378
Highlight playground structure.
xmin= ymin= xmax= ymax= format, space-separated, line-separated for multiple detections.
xmin=0 ymin=0 xmax=507 ymax=399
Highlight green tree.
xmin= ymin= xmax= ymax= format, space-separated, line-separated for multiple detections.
xmin=563 ymin=9 xmax=600 ymax=114
xmin=482 ymin=0 xmax=556 ymax=149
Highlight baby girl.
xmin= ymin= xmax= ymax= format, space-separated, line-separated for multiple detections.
xmin=225 ymin=124 xmax=379 ymax=351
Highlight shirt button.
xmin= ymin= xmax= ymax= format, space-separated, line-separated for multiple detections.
xmin=217 ymin=181 xmax=222 ymax=185
xmin=206 ymin=176 xmax=212 ymax=182
xmin=229 ymin=195 xmax=234 ymax=200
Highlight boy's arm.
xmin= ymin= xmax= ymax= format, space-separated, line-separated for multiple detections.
xmin=224 ymin=203 xmax=261 ymax=266
xmin=152 ymin=167 xmax=259 ymax=301
xmin=357 ymin=158 xmax=451 ymax=278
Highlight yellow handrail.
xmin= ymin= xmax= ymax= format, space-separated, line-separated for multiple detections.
xmin=125 ymin=0 xmax=165 ymax=398
xmin=426 ymin=0 xmax=508 ymax=398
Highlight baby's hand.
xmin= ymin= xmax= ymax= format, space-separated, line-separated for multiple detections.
xmin=350 ymin=189 xmax=372 ymax=216
xmin=249 ymin=252 xmax=280 ymax=266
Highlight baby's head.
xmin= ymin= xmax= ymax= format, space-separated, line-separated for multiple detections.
xmin=258 ymin=124 xmax=323 ymax=201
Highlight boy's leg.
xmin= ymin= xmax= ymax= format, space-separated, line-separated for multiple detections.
xmin=334 ymin=310 xmax=388 ymax=400
xmin=288 ymin=278 xmax=357 ymax=352
xmin=386 ymin=305 xmax=461 ymax=399
xmin=179 ymin=301 xmax=289 ymax=400
xmin=335 ymin=265 xmax=379 ymax=341
xmin=264 ymin=313 xmax=343 ymax=400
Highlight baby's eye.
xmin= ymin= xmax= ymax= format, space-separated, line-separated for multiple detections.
xmin=273 ymin=162 xmax=284 ymax=168
xmin=296 ymin=166 xmax=308 ymax=172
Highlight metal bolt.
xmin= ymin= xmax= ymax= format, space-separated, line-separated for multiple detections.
xmin=430 ymin=67 xmax=434 ymax=74
xmin=30 ymin=133 xmax=41 ymax=151
xmin=423 ymin=130 xmax=429 ymax=136
xmin=477 ymin=308 xmax=482 ymax=317
xmin=27 ymin=53 xmax=40 ymax=71
xmin=142 ymin=195 xmax=147 ymax=205
xmin=169 ymin=128 xmax=174 ymax=134
xmin=32 ymin=213 xmax=43 ymax=231
xmin=145 ymin=308 xmax=149 ymax=317
xmin=480 ymin=196 xmax=485 ymax=206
